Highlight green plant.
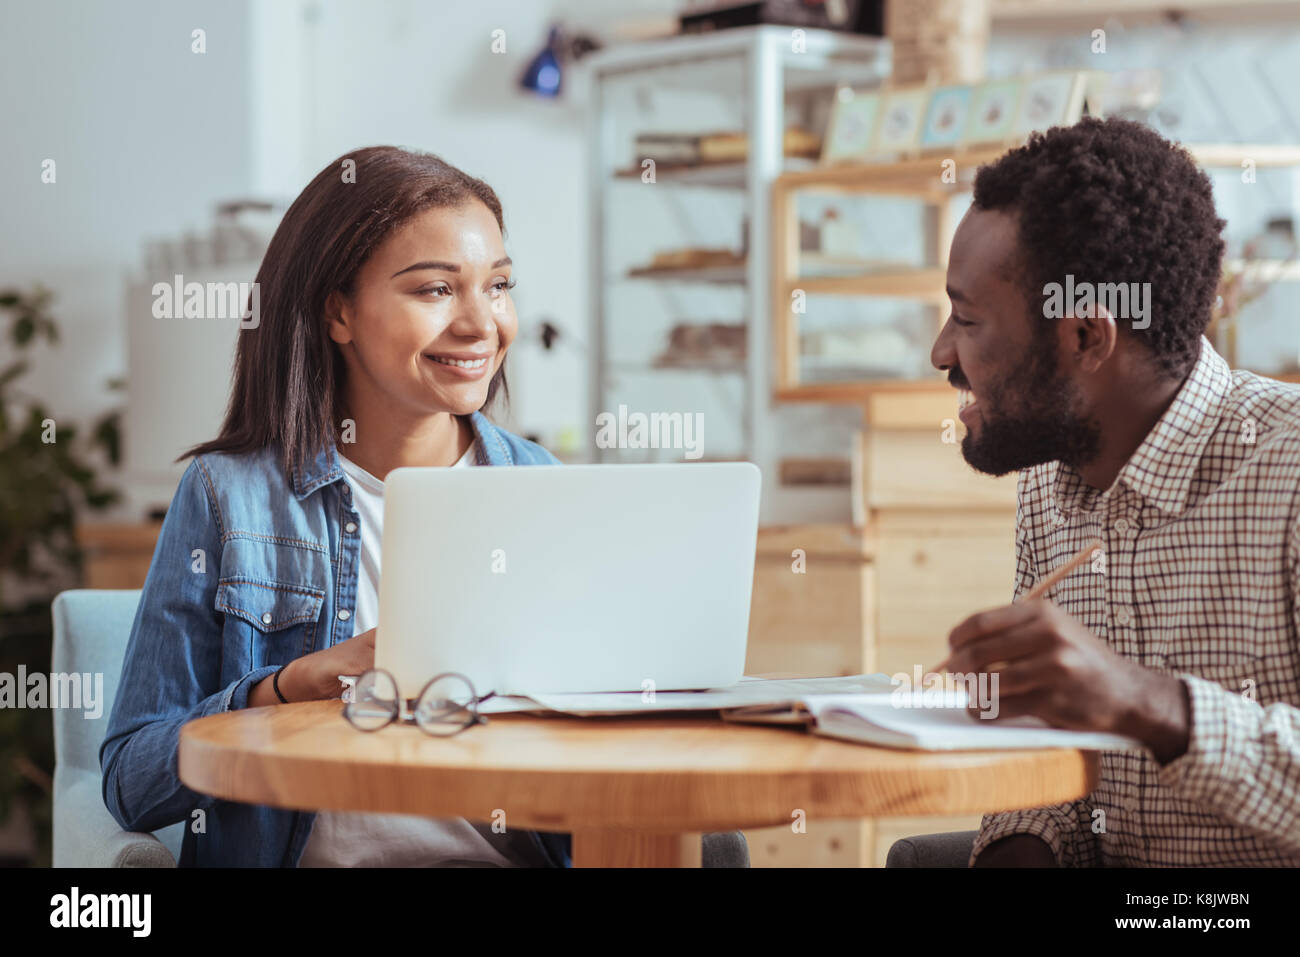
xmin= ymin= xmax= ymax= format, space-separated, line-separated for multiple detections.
xmin=0 ymin=284 xmax=122 ymax=865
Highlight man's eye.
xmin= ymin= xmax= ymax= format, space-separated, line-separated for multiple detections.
xmin=950 ymin=314 xmax=973 ymax=328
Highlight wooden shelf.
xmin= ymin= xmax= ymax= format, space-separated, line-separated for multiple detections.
xmin=624 ymin=264 xmax=746 ymax=283
xmin=1189 ymin=144 xmax=1300 ymax=168
xmin=774 ymin=144 xmax=1300 ymax=199
xmin=609 ymin=360 xmax=746 ymax=374
xmin=992 ymin=0 xmax=1300 ymax=24
xmin=782 ymin=267 xmax=949 ymax=300
xmin=780 ymin=147 xmax=1009 ymax=195
xmin=775 ymin=376 xmax=950 ymax=405
xmin=1223 ymin=258 xmax=1300 ymax=282
xmin=613 ymin=157 xmax=816 ymax=189
xmin=798 ymin=253 xmax=918 ymax=274
xmin=771 ymin=142 xmax=1300 ymax=402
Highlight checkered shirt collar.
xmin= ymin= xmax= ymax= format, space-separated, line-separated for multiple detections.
xmin=1050 ymin=336 xmax=1232 ymax=518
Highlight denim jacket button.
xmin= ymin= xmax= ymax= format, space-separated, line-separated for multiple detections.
xmin=337 ymin=609 xmax=351 ymax=621
xmin=261 ymin=613 xmax=273 ymax=625
xmin=345 ymin=521 xmax=357 ymax=533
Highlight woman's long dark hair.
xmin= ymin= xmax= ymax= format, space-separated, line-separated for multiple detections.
xmin=183 ymin=146 xmax=509 ymax=478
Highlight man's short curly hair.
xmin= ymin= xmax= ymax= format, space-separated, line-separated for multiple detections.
xmin=972 ymin=117 xmax=1226 ymax=379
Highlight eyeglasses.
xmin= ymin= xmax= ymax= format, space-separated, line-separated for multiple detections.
xmin=343 ymin=668 xmax=494 ymax=737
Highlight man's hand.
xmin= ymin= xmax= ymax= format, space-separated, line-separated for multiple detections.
xmin=973 ymin=834 xmax=1057 ymax=867
xmin=936 ymin=599 xmax=1191 ymax=764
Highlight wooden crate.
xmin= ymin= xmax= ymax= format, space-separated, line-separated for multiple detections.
xmin=746 ymin=819 xmax=873 ymax=868
xmin=747 ymin=813 xmax=986 ymax=868
xmin=746 ymin=524 xmax=876 ymax=867
xmin=747 ymin=524 xmax=875 ymax=678
xmin=744 ymin=513 xmax=1014 ymax=866
xmin=873 ymin=508 xmax=1017 ymax=676
xmin=864 ymin=428 xmax=1017 ymax=511
xmin=75 ymin=522 xmax=162 ymax=589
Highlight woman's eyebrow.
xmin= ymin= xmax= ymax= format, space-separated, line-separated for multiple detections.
xmin=390 ymin=257 xmax=512 ymax=279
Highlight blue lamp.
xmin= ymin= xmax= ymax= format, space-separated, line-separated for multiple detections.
xmin=519 ymin=25 xmax=600 ymax=98
xmin=520 ymin=27 xmax=564 ymax=97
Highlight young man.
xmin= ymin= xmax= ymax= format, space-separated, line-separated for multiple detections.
xmin=931 ymin=117 xmax=1300 ymax=866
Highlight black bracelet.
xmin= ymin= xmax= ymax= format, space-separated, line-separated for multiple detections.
xmin=272 ymin=664 xmax=290 ymax=704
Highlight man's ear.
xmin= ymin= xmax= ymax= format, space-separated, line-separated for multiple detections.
xmin=325 ymin=289 xmax=353 ymax=346
xmin=1065 ymin=301 xmax=1117 ymax=374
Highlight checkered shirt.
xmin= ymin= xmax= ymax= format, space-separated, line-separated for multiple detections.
xmin=970 ymin=337 xmax=1300 ymax=866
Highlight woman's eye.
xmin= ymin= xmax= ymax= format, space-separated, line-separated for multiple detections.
xmin=417 ymin=284 xmax=452 ymax=297
xmin=492 ymin=278 xmax=516 ymax=293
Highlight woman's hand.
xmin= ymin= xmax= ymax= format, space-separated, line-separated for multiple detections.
xmin=249 ymin=629 xmax=376 ymax=706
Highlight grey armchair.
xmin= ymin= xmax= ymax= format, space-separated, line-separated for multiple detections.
xmin=52 ymin=589 xmax=183 ymax=866
xmin=886 ymin=830 xmax=979 ymax=867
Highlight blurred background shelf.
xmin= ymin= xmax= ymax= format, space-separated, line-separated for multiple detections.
xmin=588 ymin=25 xmax=889 ymax=530
xmin=624 ymin=264 xmax=748 ymax=283
xmin=772 ymin=142 xmax=1300 ymax=403
xmin=612 ymin=156 xmax=817 ymax=188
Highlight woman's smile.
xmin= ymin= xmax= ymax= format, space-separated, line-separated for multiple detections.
xmin=424 ymin=350 xmax=494 ymax=379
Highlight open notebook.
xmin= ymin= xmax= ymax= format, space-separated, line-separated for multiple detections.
xmin=724 ymin=688 xmax=1144 ymax=752
xmin=478 ymin=676 xmax=1144 ymax=753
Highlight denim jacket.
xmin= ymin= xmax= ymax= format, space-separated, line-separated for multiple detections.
xmin=99 ymin=411 xmax=571 ymax=867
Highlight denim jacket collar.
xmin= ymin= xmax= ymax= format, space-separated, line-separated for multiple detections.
xmin=289 ymin=410 xmax=513 ymax=499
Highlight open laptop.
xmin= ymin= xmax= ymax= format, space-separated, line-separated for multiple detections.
xmin=375 ymin=462 xmax=761 ymax=698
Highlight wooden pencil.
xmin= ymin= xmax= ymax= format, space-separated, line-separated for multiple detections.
xmin=935 ymin=538 xmax=1102 ymax=675
xmin=1020 ymin=539 xmax=1103 ymax=603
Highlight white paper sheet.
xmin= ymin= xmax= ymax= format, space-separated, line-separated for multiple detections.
xmin=802 ymin=691 xmax=1145 ymax=751
xmin=478 ymin=673 xmax=896 ymax=716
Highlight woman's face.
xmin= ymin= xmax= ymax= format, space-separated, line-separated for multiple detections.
xmin=328 ymin=200 xmax=516 ymax=419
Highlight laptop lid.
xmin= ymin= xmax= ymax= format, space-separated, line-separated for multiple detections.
xmin=376 ymin=462 xmax=761 ymax=697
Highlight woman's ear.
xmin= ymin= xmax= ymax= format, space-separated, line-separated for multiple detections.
xmin=325 ymin=289 xmax=354 ymax=346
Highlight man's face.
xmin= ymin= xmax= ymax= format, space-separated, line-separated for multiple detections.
xmin=931 ymin=206 xmax=1100 ymax=476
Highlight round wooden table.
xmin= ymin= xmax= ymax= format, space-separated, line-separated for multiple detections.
xmin=179 ymin=700 xmax=1099 ymax=867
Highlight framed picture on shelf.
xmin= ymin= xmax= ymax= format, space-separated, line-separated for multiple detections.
xmin=919 ymin=84 xmax=973 ymax=150
xmin=871 ymin=85 xmax=929 ymax=157
xmin=965 ymin=77 xmax=1023 ymax=145
xmin=820 ymin=87 xmax=882 ymax=165
xmin=1013 ymin=71 xmax=1089 ymax=136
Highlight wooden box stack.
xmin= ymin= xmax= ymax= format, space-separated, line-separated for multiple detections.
xmin=886 ymin=0 xmax=990 ymax=85
xmin=744 ymin=389 xmax=1018 ymax=867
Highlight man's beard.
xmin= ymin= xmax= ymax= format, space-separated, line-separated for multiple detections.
xmin=959 ymin=345 xmax=1101 ymax=477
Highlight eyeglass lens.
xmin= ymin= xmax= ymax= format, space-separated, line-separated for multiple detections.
xmin=414 ymin=674 xmax=479 ymax=736
xmin=347 ymin=669 xmax=400 ymax=730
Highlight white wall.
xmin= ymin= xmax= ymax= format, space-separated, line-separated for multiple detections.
xmin=0 ymin=0 xmax=684 ymax=520
xmin=0 ymin=0 xmax=255 ymax=517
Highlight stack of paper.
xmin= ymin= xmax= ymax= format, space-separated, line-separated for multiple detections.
xmin=476 ymin=676 xmax=1144 ymax=753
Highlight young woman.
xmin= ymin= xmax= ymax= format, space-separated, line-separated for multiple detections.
xmin=99 ymin=147 xmax=568 ymax=867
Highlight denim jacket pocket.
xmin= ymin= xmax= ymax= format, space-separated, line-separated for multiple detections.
xmin=216 ymin=579 xmax=325 ymax=665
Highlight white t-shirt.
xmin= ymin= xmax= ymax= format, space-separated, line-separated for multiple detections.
xmin=297 ymin=440 xmax=517 ymax=867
